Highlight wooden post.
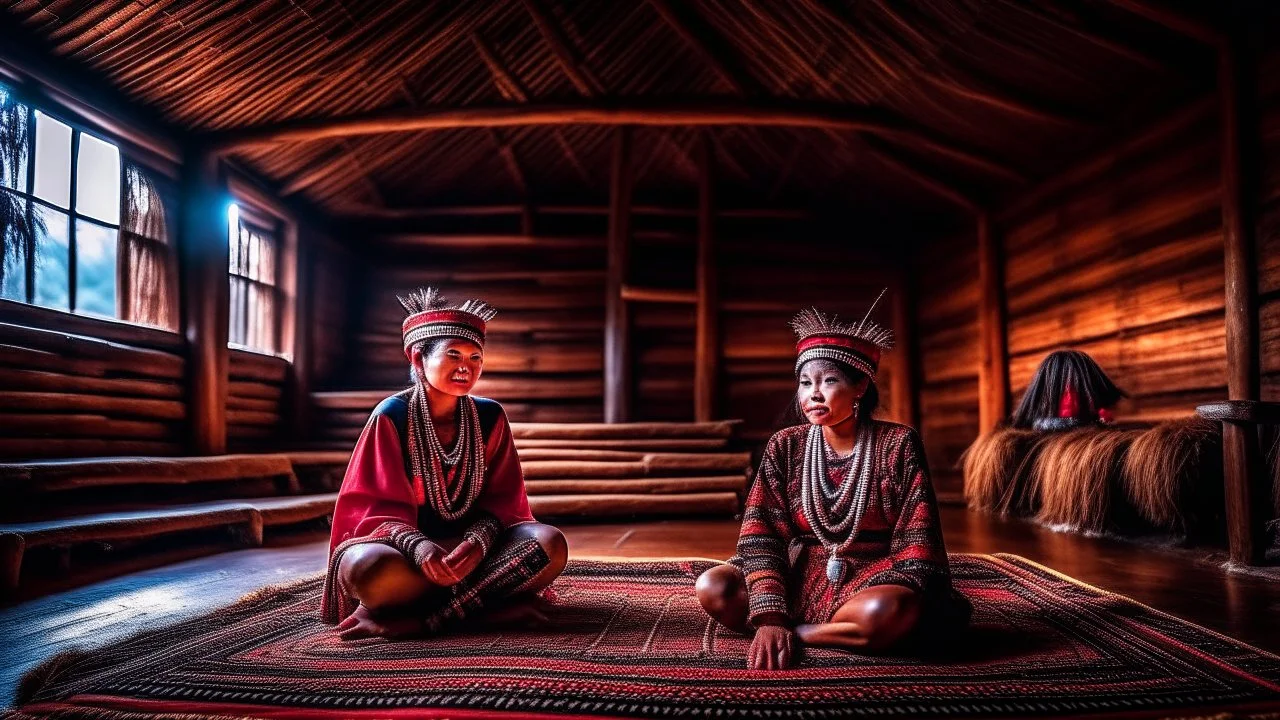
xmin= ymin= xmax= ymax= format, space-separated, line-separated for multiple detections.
xmin=288 ymin=232 xmax=313 ymax=441
xmin=1218 ymin=31 xmax=1265 ymax=565
xmin=977 ymin=212 xmax=1009 ymax=434
xmin=890 ymin=267 xmax=919 ymax=430
xmin=179 ymin=147 xmax=230 ymax=455
xmin=604 ymin=128 xmax=633 ymax=423
xmin=695 ymin=131 xmax=719 ymax=422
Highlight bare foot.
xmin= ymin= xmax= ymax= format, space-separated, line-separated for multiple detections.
xmin=336 ymin=603 xmax=425 ymax=641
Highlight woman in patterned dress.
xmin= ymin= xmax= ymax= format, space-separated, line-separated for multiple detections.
xmin=696 ymin=300 xmax=969 ymax=670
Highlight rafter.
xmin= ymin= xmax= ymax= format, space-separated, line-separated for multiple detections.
xmin=646 ymin=0 xmax=756 ymax=95
xmin=471 ymin=31 xmax=591 ymax=187
xmin=205 ymin=100 xmax=1025 ymax=183
xmin=1105 ymin=0 xmax=1225 ymax=46
xmin=521 ymin=0 xmax=604 ymax=96
xmin=487 ymin=128 xmax=527 ymax=194
xmin=767 ymin=140 xmax=805 ymax=203
xmin=861 ymin=138 xmax=981 ymax=213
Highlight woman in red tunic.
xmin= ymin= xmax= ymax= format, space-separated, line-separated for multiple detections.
xmin=322 ymin=288 xmax=567 ymax=640
xmin=696 ymin=297 xmax=969 ymax=669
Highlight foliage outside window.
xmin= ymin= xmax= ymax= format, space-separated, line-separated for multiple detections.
xmin=227 ymin=203 xmax=282 ymax=354
xmin=0 ymin=83 xmax=177 ymax=330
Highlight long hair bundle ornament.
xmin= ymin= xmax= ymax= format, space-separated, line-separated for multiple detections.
xmin=1032 ymin=427 xmax=1143 ymax=535
xmin=962 ymin=428 xmax=1041 ymax=514
xmin=1122 ymin=417 xmax=1224 ymax=539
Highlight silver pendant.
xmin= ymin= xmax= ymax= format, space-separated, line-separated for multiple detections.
xmin=826 ymin=557 xmax=846 ymax=586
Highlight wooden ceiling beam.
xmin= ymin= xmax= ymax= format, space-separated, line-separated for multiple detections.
xmin=1104 ymin=0 xmax=1225 ymax=47
xmin=521 ymin=0 xmax=604 ymax=97
xmin=205 ymin=100 xmax=1025 ymax=182
xmin=334 ymin=204 xmax=809 ymax=221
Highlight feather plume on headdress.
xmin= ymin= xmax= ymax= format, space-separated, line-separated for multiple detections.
xmin=790 ymin=288 xmax=894 ymax=378
xmin=399 ymin=286 xmax=498 ymax=355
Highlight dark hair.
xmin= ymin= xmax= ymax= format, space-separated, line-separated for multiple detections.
xmin=1010 ymin=350 xmax=1125 ymax=430
xmin=775 ymin=357 xmax=880 ymax=430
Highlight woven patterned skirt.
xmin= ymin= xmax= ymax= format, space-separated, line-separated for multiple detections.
xmin=731 ymin=542 xmax=971 ymax=630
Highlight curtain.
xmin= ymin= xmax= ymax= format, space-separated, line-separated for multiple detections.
xmin=119 ymin=161 xmax=178 ymax=330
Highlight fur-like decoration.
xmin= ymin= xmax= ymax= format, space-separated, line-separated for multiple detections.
xmin=398 ymin=286 xmax=499 ymax=322
xmin=962 ymin=428 xmax=1040 ymax=515
xmin=1122 ymin=417 xmax=1224 ymax=539
xmin=1032 ymin=427 xmax=1143 ymax=535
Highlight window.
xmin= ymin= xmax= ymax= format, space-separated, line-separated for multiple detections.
xmin=0 ymin=83 xmax=177 ymax=330
xmin=227 ymin=203 xmax=282 ymax=354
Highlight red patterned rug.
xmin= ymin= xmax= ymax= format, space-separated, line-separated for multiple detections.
xmin=7 ymin=554 xmax=1280 ymax=719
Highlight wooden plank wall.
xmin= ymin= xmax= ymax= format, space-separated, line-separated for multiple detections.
xmin=1003 ymin=107 xmax=1226 ymax=424
xmin=226 ymin=349 xmax=288 ymax=451
xmin=0 ymin=309 xmax=186 ymax=459
xmin=308 ymin=235 xmax=353 ymax=390
xmin=349 ymin=241 xmax=608 ymax=424
xmin=1259 ymin=50 xmax=1280 ymax=407
xmin=916 ymin=47 xmax=1280 ymax=494
xmin=339 ymin=218 xmax=901 ymax=446
xmin=913 ymin=232 xmax=979 ymax=495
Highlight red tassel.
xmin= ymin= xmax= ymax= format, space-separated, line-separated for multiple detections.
xmin=1058 ymin=387 xmax=1079 ymax=418
xmin=413 ymin=476 xmax=426 ymax=506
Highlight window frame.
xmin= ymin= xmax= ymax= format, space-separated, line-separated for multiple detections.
xmin=2 ymin=92 xmax=129 ymax=316
xmin=227 ymin=208 xmax=285 ymax=355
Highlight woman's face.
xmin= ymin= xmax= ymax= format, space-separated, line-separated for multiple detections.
xmin=797 ymin=359 xmax=869 ymax=427
xmin=413 ymin=339 xmax=484 ymax=397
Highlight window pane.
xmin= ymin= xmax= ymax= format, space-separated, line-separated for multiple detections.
xmin=75 ymin=219 xmax=118 ymax=318
xmin=1 ymin=194 xmax=28 ymax=301
xmin=33 ymin=204 xmax=70 ymax=311
xmin=76 ymin=132 xmax=120 ymax=224
xmin=0 ymin=89 xmax=29 ymax=191
xmin=33 ymin=112 xmax=71 ymax=209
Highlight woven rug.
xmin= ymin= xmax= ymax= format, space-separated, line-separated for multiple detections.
xmin=7 ymin=554 xmax=1279 ymax=719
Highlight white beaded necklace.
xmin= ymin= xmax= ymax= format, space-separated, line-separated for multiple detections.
xmin=799 ymin=423 xmax=876 ymax=586
xmin=406 ymin=383 xmax=486 ymax=521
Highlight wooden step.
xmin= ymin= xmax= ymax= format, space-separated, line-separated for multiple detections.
xmin=528 ymin=492 xmax=739 ymax=518
xmin=0 ymin=494 xmax=338 ymax=592
xmin=281 ymin=451 xmax=352 ymax=468
xmin=0 ymin=455 xmax=297 ymax=493
xmin=510 ymin=421 xmax=740 ymax=440
xmin=516 ymin=449 xmax=647 ymax=462
xmin=521 ymin=453 xmax=750 ymax=479
xmin=513 ymin=438 xmax=731 ymax=452
xmin=524 ymin=476 xmax=746 ymax=495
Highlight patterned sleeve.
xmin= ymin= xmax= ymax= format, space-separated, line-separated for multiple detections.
xmin=736 ymin=433 xmax=796 ymax=627
xmin=862 ymin=427 xmax=951 ymax=595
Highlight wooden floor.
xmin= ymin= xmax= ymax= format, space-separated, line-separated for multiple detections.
xmin=2 ymin=507 xmax=1278 ymax=707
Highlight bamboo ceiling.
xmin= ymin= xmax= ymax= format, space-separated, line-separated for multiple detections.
xmin=0 ymin=0 xmax=1221 ymax=220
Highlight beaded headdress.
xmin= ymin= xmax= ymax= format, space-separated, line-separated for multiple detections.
xmin=790 ymin=288 xmax=893 ymax=380
xmin=399 ymin=287 xmax=498 ymax=358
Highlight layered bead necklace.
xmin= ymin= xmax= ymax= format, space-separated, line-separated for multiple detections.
xmin=406 ymin=382 xmax=486 ymax=522
xmin=799 ymin=422 xmax=877 ymax=586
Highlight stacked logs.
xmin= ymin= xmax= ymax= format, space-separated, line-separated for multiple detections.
xmin=0 ymin=322 xmax=186 ymax=460
xmin=227 ymin=349 xmax=291 ymax=451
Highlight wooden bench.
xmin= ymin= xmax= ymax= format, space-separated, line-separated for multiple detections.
xmin=528 ymin=492 xmax=740 ymax=518
xmin=0 ymin=455 xmax=299 ymax=494
xmin=0 ymin=493 xmax=338 ymax=593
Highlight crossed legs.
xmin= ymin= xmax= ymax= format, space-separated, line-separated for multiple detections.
xmin=695 ymin=563 xmax=922 ymax=659
xmin=337 ymin=522 xmax=567 ymax=639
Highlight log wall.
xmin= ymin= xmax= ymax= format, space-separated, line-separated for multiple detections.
xmin=917 ymin=47 xmax=1280 ymax=495
xmin=0 ymin=309 xmax=186 ymax=459
xmin=913 ymin=232 xmax=979 ymax=495
xmin=340 ymin=216 xmax=902 ymax=445
xmin=227 ymin=349 xmax=288 ymax=451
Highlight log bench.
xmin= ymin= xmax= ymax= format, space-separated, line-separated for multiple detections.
xmin=0 ymin=455 xmax=299 ymax=494
xmin=0 ymin=493 xmax=338 ymax=593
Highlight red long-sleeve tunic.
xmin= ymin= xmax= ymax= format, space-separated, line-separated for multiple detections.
xmin=321 ymin=392 xmax=535 ymax=622
xmin=732 ymin=420 xmax=964 ymax=628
